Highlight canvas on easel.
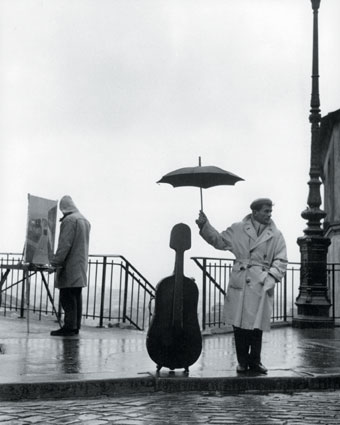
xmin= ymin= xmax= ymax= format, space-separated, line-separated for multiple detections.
xmin=23 ymin=194 xmax=58 ymax=266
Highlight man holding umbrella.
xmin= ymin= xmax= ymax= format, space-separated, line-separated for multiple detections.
xmin=196 ymin=198 xmax=287 ymax=374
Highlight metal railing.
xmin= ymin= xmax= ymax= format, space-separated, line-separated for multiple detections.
xmin=192 ymin=257 xmax=340 ymax=330
xmin=0 ymin=253 xmax=155 ymax=331
xmin=1 ymin=252 xmax=339 ymax=331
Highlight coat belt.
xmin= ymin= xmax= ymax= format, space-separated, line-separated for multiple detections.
xmin=234 ymin=259 xmax=270 ymax=271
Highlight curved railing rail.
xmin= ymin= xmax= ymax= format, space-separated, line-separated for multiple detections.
xmin=191 ymin=256 xmax=340 ymax=330
xmin=0 ymin=253 xmax=155 ymax=331
xmin=1 ymin=252 xmax=339 ymax=331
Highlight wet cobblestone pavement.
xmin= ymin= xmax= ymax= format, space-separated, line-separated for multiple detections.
xmin=0 ymin=391 xmax=340 ymax=424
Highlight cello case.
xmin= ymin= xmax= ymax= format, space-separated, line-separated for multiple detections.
xmin=146 ymin=223 xmax=202 ymax=373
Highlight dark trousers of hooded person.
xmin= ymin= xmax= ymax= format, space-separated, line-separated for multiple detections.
xmin=51 ymin=288 xmax=82 ymax=336
xmin=233 ymin=326 xmax=267 ymax=374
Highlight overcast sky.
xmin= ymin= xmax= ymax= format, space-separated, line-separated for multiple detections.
xmin=1 ymin=0 xmax=340 ymax=285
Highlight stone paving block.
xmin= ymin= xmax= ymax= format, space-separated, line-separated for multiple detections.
xmin=20 ymin=416 xmax=47 ymax=424
xmin=0 ymin=416 xmax=16 ymax=422
xmin=103 ymin=415 xmax=130 ymax=421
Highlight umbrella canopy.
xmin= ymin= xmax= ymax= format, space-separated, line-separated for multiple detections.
xmin=157 ymin=165 xmax=244 ymax=189
xmin=157 ymin=163 xmax=244 ymax=211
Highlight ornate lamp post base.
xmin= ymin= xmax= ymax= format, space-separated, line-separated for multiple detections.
xmin=293 ymin=234 xmax=333 ymax=328
xmin=292 ymin=317 xmax=333 ymax=328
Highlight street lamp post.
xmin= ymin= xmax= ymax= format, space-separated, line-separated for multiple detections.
xmin=293 ymin=0 xmax=334 ymax=328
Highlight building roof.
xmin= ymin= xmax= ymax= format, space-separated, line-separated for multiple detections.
xmin=320 ymin=109 xmax=340 ymax=165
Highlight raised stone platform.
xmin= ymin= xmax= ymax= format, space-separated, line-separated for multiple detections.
xmin=1 ymin=314 xmax=340 ymax=400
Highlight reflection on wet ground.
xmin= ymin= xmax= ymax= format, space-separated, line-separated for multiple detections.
xmin=0 ymin=335 xmax=152 ymax=381
xmin=1 ymin=315 xmax=340 ymax=383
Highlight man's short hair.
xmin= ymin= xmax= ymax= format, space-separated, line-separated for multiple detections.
xmin=250 ymin=198 xmax=273 ymax=211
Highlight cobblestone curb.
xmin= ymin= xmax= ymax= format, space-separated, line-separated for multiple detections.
xmin=155 ymin=374 xmax=340 ymax=393
xmin=1 ymin=373 xmax=340 ymax=401
xmin=0 ymin=377 xmax=155 ymax=401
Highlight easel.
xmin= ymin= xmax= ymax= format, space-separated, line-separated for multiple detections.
xmin=0 ymin=263 xmax=62 ymax=333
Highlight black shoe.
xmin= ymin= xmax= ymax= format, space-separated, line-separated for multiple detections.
xmin=249 ymin=363 xmax=268 ymax=374
xmin=236 ymin=364 xmax=248 ymax=373
xmin=50 ymin=327 xmax=77 ymax=337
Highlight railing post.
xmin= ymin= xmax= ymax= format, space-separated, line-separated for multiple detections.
xmin=332 ymin=263 xmax=335 ymax=320
xmin=98 ymin=256 xmax=107 ymax=328
xmin=202 ymin=258 xmax=207 ymax=331
xmin=122 ymin=262 xmax=129 ymax=323
xmin=20 ymin=272 xmax=26 ymax=318
xmin=283 ymin=274 xmax=287 ymax=322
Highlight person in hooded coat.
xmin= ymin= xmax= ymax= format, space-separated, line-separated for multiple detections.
xmin=50 ymin=195 xmax=91 ymax=336
xmin=196 ymin=198 xmax=287 ymax=374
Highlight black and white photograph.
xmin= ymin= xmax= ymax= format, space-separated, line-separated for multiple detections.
xmin=1 ymin=0 xmax=340 ymax=423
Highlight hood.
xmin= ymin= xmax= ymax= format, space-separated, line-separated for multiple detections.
xmin=59 ymin=195 xmax=79 ymax=214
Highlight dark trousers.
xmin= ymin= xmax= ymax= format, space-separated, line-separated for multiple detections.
xmin=59 ymin=287 xmax=83 ymax=331
xmin=233 ymin=326 xmax=263 ymax=366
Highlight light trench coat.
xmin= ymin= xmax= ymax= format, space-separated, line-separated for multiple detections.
xmin=52 ymin=208 xmax=91 ymax=289
xmin=200 ymin=214 xmax=287 ymax=331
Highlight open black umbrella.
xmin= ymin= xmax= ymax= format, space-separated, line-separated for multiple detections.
xmin=157 ymin=157 xmax=244 ymax=211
